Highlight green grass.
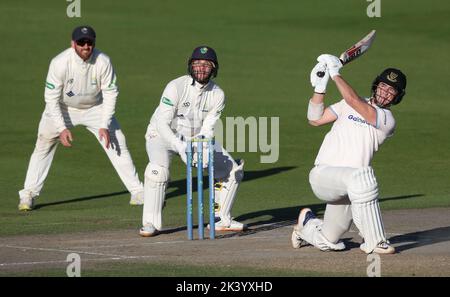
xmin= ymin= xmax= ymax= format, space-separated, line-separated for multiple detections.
xmin=0 ymin=0 xmax=449 ymax=275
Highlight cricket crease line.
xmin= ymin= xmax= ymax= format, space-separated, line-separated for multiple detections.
xmin=0 ymin=244 xmax=129 ymax=259
xmin=74 ymin=240 xmax=187 ymax=249
xmin=0 ymin=254 xmax=163 ymax=267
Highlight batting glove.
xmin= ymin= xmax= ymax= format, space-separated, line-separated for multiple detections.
xmin=317 ymin=54 xmax=342 ymax=79
xmin=310 ymin=62 xmax=330 ymax=94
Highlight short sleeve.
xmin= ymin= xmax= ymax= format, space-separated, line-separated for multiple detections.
xmin=329 ymin=99 xmax=346 ymax=118
xmin=375 ymin=107 xmax=396 ymax=137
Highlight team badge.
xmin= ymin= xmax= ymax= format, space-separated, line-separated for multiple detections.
xmin=387 ymin=72 xmax=398 ymax=82
xmin=200 ymin=47 xmax=208 ymax=54
xmin=81 ymin=27 xmax=88 ymax=34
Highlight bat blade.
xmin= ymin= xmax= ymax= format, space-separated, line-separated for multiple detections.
xmin=316 ymin=30 xmax=376 ymax=77
xmin=339 ymin=30 xmax=376 ymax=65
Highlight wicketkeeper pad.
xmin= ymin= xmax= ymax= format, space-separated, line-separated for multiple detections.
xmin=142 ymin=163 xmax=169 ymax=230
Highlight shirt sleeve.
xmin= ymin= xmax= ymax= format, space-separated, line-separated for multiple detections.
xmin=199 ymin=90 xmax=225 ymax=139
xmin=100 ymin=57 xmax=118 ymax=129
xmin=44 ymin=59 xmax=66 ymax=133
xmin=328 ymin=99 xmax=345 ymax=118
xmin=375 ymin=107 xmax=396 ymax=137
xmin=154 ymin=81 xmax=181 ymax=149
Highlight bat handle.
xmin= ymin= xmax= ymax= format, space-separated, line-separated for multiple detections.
xmin=316 ymin=58 xmax=344 ymax=77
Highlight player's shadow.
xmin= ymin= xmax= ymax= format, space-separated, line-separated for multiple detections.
xmin=165 ymin=166 xmax=297 ymax=200
xmin=33 ymin=191 xmax=129 ymax=210
xmin=33 ymin=166 xmax=296 ymax=210
xmin=388 ymin=226 xmax=450 ymax=253
xmin=221 ymin=194 xmax=425 ymax=239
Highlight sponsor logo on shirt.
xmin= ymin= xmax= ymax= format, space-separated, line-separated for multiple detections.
xmin=348 ymin=114 xmax=370 ymax=126
xmin=162 ymin=97 xmax=174 ymax=106
xmin=183 ymin=102 xmax=190 ymax=107
xmin=67 ymin=78 xmax=74 ymax=84
xmin=66 ymin=91 xmax=75 ymax=97
xmin=106 ymin=77 xmax=117 ymax=90
xmin=45 ymin=81 xmax=55 ymax=90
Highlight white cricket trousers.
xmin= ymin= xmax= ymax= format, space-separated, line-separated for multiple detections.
xmin=308 ymin=165 xmax=356 ymax=243
xmin=19 ymin=104 xmax=143 ymax=199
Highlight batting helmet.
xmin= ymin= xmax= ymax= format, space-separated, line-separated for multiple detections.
xmin=188 ymin=46 xmax=219 ymax=82
xmin=371 ymin=68 xmax=407 ymax=106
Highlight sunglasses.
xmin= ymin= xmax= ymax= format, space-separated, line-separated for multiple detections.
xmin=76 ymin=39 xmax=94 ymax=46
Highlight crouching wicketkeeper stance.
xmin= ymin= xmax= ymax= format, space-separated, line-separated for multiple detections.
xmin=292 ymin=54 xmax=407 ymax=254
xmin=140 ymin=46 xmax=246 ymax=237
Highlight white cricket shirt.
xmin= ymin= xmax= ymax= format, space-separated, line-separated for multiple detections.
xmin=44 ymin=48 xmax=118 ymax=132
xmin=146 ymin=75 xmax=225 ymax=149
xmin=314 ymin=99 xmax=396 ymax=167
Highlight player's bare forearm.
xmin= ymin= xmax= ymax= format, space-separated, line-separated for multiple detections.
xmin=311 ymin=92 xmax=325 ymax=105
xmin=333 ymin=76 xmax=360 ymax=104
xmin=333 ymin=76 xmax=377 ymax=125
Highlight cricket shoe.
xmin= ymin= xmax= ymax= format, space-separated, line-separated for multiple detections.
xmin=209 ymin=219 xmax=246 ymax=231
xmin=360 ymin=240 xmax=395 ymax=254
xmin=139 ymin=224 xmax=159 ymax=237
xmin=291 ymin=208 xmax=316 ymax=249
xmin=18 ymin=194 xmax=35 ymax=211
xmin=129 ymin=191 xmax=144 ymax=206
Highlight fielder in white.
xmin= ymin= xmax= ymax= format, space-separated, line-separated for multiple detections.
xmin=140 ymin=46 xmax=245 ymax=237
xmin=18 ymin=26 xmax=144 ymax=211
xmin=291 ymin=54 xmax=407 ymax=254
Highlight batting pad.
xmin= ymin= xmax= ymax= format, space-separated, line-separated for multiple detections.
xmin=351 ymin=200 xmax=387 ymax=253
xmin=142 ymin=163 xmax=169 ymax=230
xmin=348 ymin=167 xmax=387 ymax=253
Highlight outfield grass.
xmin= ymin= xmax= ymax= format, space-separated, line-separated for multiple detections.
xmin=1 ymin=0 xmax=449 ymax=241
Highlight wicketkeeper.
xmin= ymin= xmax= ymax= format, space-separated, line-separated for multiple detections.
xmin=291 ymin=54 xmax=407 ymax=254
xmin=140 ymin=46 xmax=245 ymax=237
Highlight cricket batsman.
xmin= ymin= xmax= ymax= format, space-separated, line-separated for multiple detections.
xmin=140 ymin=46 xmax=246 ymax=237
xmin=291 ymin=54 xmax=407 ymax=254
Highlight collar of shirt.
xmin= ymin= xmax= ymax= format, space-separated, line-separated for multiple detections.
xmin=191 ymin=79 xmax=211 ymax=93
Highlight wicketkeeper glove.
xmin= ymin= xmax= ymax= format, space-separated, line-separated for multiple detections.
xmin=175 ymin=139 xmax=188 ymax=165
xmin=191 ymin=136 xmax=210 ymax=169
